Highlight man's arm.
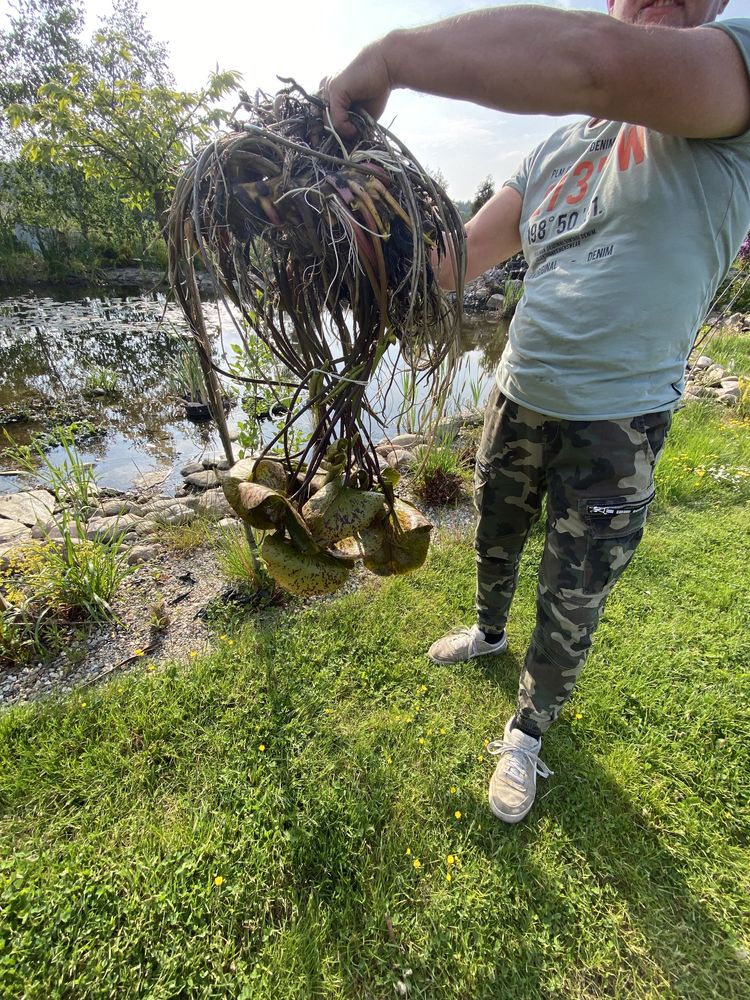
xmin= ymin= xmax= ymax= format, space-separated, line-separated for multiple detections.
xmin=325 ymin=6 xmax=750 ymax=141
xmin=437 ymin=186 xmax=523 ymax=291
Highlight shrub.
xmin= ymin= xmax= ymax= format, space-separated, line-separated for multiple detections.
xmin=412 ymin=441 xmax=466 ymax=505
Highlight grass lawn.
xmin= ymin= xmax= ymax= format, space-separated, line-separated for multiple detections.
xmin=2 ymin=343 xmax=750 ymax=997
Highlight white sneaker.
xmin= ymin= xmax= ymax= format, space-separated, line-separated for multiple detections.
xmin=487 ymin=718 xmax=553 ymax=824
xmin=427 ymin=624 xmax=507 ymax=664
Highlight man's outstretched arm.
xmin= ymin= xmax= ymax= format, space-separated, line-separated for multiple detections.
xmin=324 ymin=6 xmax=750 ymax=141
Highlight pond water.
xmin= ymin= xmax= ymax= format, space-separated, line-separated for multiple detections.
xmin=0 ymin=288 xmax=508 ymax=495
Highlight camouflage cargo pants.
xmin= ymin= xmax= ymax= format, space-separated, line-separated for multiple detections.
xmin=475 ymin=384 xmax=672 ymax=736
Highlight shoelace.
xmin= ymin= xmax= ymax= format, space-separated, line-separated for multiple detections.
xmin=446 ymin=625 xmax=501 ymax=655
xmin=487 ymin=739 xmax=553 ymax=788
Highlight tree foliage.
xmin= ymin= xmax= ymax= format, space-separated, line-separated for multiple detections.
xmin=0 ymin=0 xmax=240 ymax=270
xmin=11 ymin=57 xmax=240 ymax=219
xmin=471 ymin=175 xmax=495 ymax=215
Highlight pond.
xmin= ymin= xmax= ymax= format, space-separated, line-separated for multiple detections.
xmin=0 ymin=288 xmax=509 ymax=495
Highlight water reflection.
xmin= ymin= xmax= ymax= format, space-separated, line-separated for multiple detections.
xmin=0 ymin=289 xmax=508 ymax=494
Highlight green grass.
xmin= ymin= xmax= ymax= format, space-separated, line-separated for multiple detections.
xmin=1 ymin=388 xmax=749 ymax=997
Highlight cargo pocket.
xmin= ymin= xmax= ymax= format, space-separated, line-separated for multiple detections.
xmin=473 ymin=457 xmax=490 ymax=515
xmin=577 ymin=487 xmax=655 ymax=594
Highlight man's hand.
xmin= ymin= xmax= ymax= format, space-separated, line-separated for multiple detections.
xmin=322 ymin=43 xmax=393 ymax=139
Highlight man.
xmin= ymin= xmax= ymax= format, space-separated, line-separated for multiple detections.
xmin=323 ymin=1 xmax=750 ymax=823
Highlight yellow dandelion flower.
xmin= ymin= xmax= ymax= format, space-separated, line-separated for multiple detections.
xmin=258 ymin=744 xmax=266 ymax=752
xmin=219 ymin=634 xmax=228 ymax=641
xmin=213 ymin=875 xmax=224 ymax=886
xmin=440 ymin=728 xmax=446 ymax=735
xmin=228 ymin=639 xmax=235 ymax=646
xmin=387 ymin=756 xmax=393 ymax=764
xmin=446 ymin=855 xmax=456 ymax=865
xmin=477 ymin=754 xmax=484 ymax=762
xmin=446 ymin=873 xmax=452 ymax=882
xmin=413 ymin=859 xmax=421 ymax=870
xmin=189 ymin=651 xmax=198 ymax=658
xmin=133 ymin=649 xmax=145 ymax=657
xmin=696 ymin=469 xmax=706 ymax=477
xmin=419 ymin=738 xmax=425 ymax=745
xmin=450 ymin=786 xmax=457 ymax=794
xmin=147 ymin=664 xmax=156 ymax=672
xmin=575 ymin=712 xmax=583 ymax=720
xmin=454 ymin=810 xmax=462 ymax=820
xmin=80 ymin=701 xmax=87 ymax=708
xmin=419 ymin=684 xmax=427 ymax=693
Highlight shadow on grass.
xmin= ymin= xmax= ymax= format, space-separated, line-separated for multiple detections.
xmin=467 ymin=647 xmax=749 ymax=998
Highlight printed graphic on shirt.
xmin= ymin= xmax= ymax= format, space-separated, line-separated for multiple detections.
xmin=524 ymin=125 xmax=647 ymax=279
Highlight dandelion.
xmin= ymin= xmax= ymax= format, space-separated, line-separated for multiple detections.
xmin=454 ymin=810 xmax=462 ymax=820
xmin=446 ymin=873 xmax=452 ymax=882
xmin=406 ymin=848 xmax=411 ymax=855
xmin=413 ymin=859 xmax=422 ymax=870
xmin=450 ymin=786 xmax=457 ymax=794
xmin=189 ymin=651 xmax=198 ymax=658
xmin=214 ymin=875 xmax=224 ymax=886
xmin=133 ymin=649 xmax=145 ymax=657
xmin=258 ymin=744 xmax=266 ymax=752
xmin=446 ymin=855 xmax=456 ymax=866
xmin=419 ymin=684 xmax=427 ymax=693
xmin=575 ymin=712 xmax=583 ymax=720
xmin=695 ymin=469 xmax=706 ymax=478
xmin=440 ymin=728 xmax=446 ymax=735
xmin=387 ymin=756 xmax=393 ymax=764
xmin=80 ymin=701 xmax=87 ymax=707
xmin=219 ymin=634 xmax=228 ymax=641
xmin=477 ymin=754 xmax=484 ymax=762
xmin=419 ymin=738 xmax=425 ymax=745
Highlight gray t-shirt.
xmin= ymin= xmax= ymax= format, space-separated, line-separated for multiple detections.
xmin=499 ymin=18 xmax=750 ymax=420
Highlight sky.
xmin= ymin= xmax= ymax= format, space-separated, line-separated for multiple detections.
xmin=1 ymin=0 xmax=746 ymax=199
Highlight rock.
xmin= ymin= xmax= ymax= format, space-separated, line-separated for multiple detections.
xmin=140 ymin=497 xmax=183 ymax=515
xmin=717 ymin=386 xmax=741 ymax=405
xmin=377 ymin=433 xmax=426 ymax=451
xmin=201 ymin=452 xmax=231 ymax=471
xmin=0 ymin=489 xmax=55 ymax=528
xmin=721 ymin=376 xmax=740 ymax=387
xmin=487 ymin=293 xmax=505 ymax=310
xmin=32 ymin=518 xmax=55 ymax=539
xmin=85 ymin=513 xmax=142 ymax=541
xmin=386 ymin=448 xmax=417 ymax=471
xmin=184 ymin=469 xmax=221 ymax=490
xmin=99 ymin=499 xmax=144 ymax=517
xmin=127 ymin=544 xmax=159 ymax=565
xmin=217 ymin=517 xmax=238 ymax=529
xmin=132 ymin=468 xmax=172 ymax=491
xmin=0 ymin=517 xmax=30 ymax=543
xmin=184 ymin=489 xmax=233 ymax=520
xmin=135 ymin=503 xmax=195 ymax=534
xmin=694 ymin=363 xmax=726 ymax=388
xmin=33 ymin=520 xmax=84 ymax=542
xmin=180 ymin=461 xmax=204 ymax=477
xmin=693 ymin=355 xmax=713 ymax=369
